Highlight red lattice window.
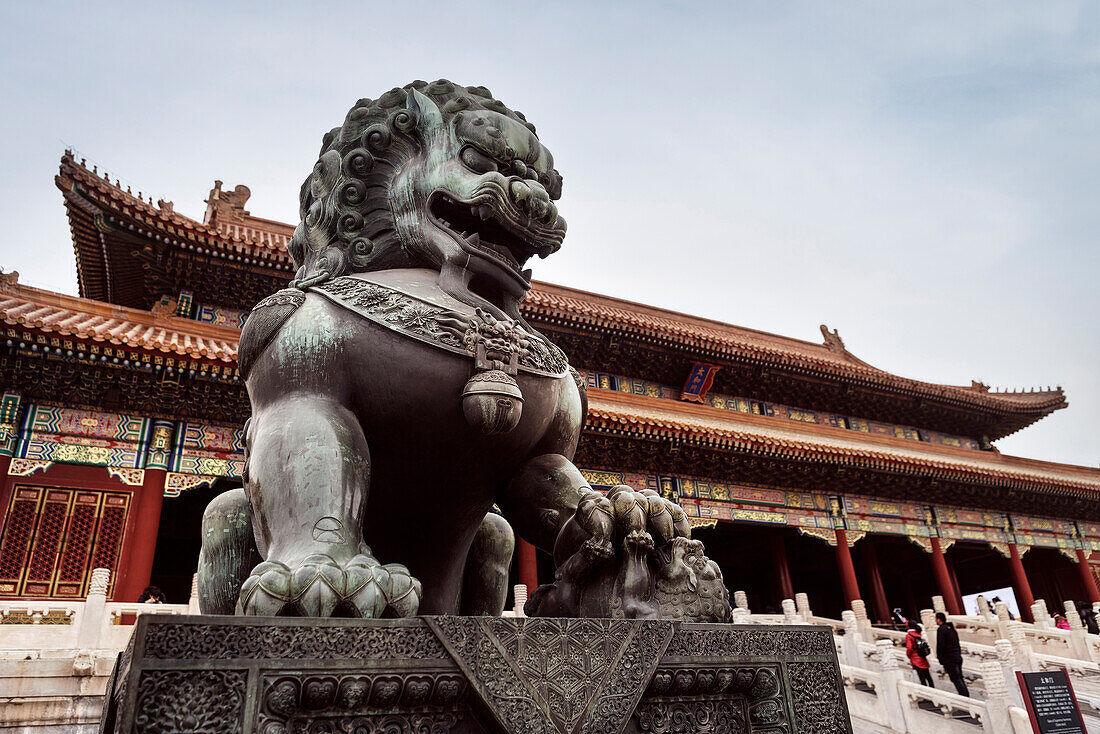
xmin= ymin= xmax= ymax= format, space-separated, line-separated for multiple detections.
xmin=0 ymin=488 xmax=41 ymax=595
xmin=0 ymin=486 xmax=131 ymax=599
xmin=21 ymin=491 xmax=72 ymax=596
xmin=87 ymin=494 xmax=128 ymax=598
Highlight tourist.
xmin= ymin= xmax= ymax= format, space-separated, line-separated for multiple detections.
xmin=137 ymin=586 xmax=166 ymax=604
xmin=905 ymin=621 xmax=934 ymax=687
xmin=935 ymin=612 xmax=969 ymax=697
xmin=890 ymin=607 xmax=908 ymax=631
xmin=1078 ymin=603 xmax=1099 ymax=634
xmin=1054 ymin=613 xmax=1071 ymax=630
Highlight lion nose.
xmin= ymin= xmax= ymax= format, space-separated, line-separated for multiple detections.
xmin=509 ymin=179 xmax=554 ymax=223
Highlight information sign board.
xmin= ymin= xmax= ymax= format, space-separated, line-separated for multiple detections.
xmin=1016 ymin=669 xmax=1086 ymax=734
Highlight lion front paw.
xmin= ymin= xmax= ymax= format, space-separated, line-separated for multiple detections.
xmin=623 ymin=529 xmax=655 ymax=555
xmin=582 ymin=536 xmax=615 ymax=560
xmin=239 ymin=553 xmax=422 ymax=618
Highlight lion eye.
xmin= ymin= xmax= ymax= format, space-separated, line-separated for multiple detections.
xmin=460 ymin=146 xmax=499 ymax=174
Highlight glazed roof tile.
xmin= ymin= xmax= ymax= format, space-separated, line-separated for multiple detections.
xmin=0 ymin=278 xmax=238 ymax=362
xmin=0 ymin=274 xmax=1092 ymax=494
xmin=525 ymin=282 xmax=1067 ymax=416
xmin=586 ymin=389 xmax=1100 ymax=495
xmin=57 ymin=152 xmax=293 ymax=260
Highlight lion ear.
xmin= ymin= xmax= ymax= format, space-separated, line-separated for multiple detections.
xmin=406 ymin=88 xmax=444 ymax=138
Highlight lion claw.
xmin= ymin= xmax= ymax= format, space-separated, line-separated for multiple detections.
xmin=239 ymin=553 xmax=422 ymax=618
xmin=623 ymin=529 xmax=655 ymax=554
xmin=582 ymin=537 xmax=615 ymax=560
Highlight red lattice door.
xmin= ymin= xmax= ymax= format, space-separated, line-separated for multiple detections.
xmin=0 ymin=486 xmax=130 ymax=599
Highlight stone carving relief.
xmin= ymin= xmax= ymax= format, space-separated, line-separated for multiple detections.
xmin=428 ymin=616 xmax=673 ymax=734
xmin=133 ymin=669 xmax=247 ymax=734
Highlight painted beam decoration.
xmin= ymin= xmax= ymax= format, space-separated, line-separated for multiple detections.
xmin=578 ymin=467 xmax=1100 ymax=553
xmin=4 ymin=401 xmax=246 ymax=495
xmin=580 ymin=369 xmax=982 ymax=450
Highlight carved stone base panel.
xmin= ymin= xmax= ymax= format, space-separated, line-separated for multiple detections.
xmin=101 ymin=616 xmax=851 ymax=734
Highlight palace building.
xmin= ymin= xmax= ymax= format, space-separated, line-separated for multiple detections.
xmin=0 ymin=151 xmax=1097 ymax=622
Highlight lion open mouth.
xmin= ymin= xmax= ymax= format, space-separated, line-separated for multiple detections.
xmin=429 ymin=191 xmax=558 ymax=281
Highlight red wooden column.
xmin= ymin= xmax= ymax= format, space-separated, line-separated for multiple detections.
xmin=115 ymin=467 xmax=167 ymax=601
xmin=772 ymin=534 xmax=794 ymax=601
xmin=115 ymin=419 xmax=175 ymax=602
xmin=1075 ymin=548 xmax=1100 ymax=605
xmin=834 ymin=529 xmax=862 ymax=606
xmin=946 ymin=556 xmax=964 ymax=608
xmin=1007 ymin=542 xmax=1035 ymax=622
xmin=929 ymin=537 xmax=962 ymax=615
xmin=517 ymin=538 xmax=539 ymax=592
xmin=862 ymin=538 xmax=890 ymax=623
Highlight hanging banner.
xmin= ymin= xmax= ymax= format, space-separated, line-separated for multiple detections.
xmin=680 ymin=362 xmax=721 ymax=404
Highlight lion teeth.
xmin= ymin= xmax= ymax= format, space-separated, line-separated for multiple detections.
xmin=522 ymin=268 xmax=532 ymax=279
xmin=477 ymin=205 xmax=492 ymax=221
xmin=466 ymin=233 xmax=480 ymax=245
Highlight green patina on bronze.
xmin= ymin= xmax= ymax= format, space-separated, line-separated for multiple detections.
xmin=197 ymin=80 xmax=731 ymax=623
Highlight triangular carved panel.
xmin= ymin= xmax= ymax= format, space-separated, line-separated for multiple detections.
xmin=427 ymin=616 xmax=672 ymax=734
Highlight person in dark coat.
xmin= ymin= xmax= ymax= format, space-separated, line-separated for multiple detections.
xmin=137 ymin=586 xmax=167 ymax=604
xmin=1077 ymin=603 xmax=1098 ymax=634
xmin=935 ymin=612 xmax=969 ymax=696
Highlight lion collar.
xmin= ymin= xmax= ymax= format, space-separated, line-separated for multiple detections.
xmin=309 ymin=274 xmax=569 ymax=379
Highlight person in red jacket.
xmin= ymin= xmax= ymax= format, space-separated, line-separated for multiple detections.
xmin=905 ymin=620 xmax=934 ymax=687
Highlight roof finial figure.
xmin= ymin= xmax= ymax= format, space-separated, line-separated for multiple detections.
xmin=820 ymin=324 xmax=845 ymax=352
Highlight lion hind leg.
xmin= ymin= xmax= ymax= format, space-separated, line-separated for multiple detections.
xmin=197 ymin=487 xmax=262 ymax=615
xmin=460 ymin=512 xmax=515 ymax=616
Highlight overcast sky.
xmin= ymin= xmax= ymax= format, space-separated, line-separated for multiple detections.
xmin=1 ymin=1 xmax=1096 ymax=466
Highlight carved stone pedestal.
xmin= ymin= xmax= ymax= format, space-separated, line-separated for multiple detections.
xmin=100 ymin=615 xmax=851 ymax=734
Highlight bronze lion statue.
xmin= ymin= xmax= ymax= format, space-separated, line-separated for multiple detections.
xmin=196 ymin=80 xmax=730 ymax=621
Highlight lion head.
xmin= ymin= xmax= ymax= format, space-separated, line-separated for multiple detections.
xmin=289 ymin=80 xmax=566 ymax=315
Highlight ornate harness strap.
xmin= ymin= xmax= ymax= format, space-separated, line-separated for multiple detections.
xmin=311 ymin=276 xmax=569 ymax=379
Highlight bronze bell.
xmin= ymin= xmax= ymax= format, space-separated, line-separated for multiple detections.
xmin=461 ymin=369 xmax=524 ymax=434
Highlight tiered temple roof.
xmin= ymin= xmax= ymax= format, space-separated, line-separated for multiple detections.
xmin=29 ymin=150 xmax=1094 ymax=520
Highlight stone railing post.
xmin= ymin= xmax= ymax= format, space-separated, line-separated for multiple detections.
xmin=1007 ymin=621 xmax=1034 ymax=672
xmin=732 ymin=607 xmax=750 ymax=624
xmin=841 ymin=610 xmax=862 ymax=665
xmin=851 ymin=599 xmax=872 ymax=636
xmin=932 ymin=595 xmax=946 ymax=615
xmin=875 ymin=638 xmax=907 ymax=732
xmin=512 ymin=584 xmax=527 ymax=617
xmin=733 ymin=590 xmax=750 ymax=615
xmin=993 ymin=601 xmax=1012 ymax=638
xmin=76 ymin=568 xmax=110 ymax=650
xmin=1063 ymin=600 xmax=1092 ymax=661
xmin=795 ymin=592 xmax=811 ymax=622
xmin=980 ymin=659 xmax=1014 ymax=733
xmin=995 ymin=639 xmax=1025 ymax=708
xmin=919 ymin=608 xmax=937 ymax=659
xmin=1031 ymin=599 xmax=1051 ymax=628
xmin=781 ymin=598 xmax=798 ymax=625
xmin=977 ymin=595 xmax=995 ymax=621
xmin=188 ymin=573 xmax=201 ymax=614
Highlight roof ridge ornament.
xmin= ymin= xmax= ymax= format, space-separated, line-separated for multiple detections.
xmin=0 ymin=269 xmax=19 ymax=294
xmin=820 ymin=324 xmax=845 ymax=352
